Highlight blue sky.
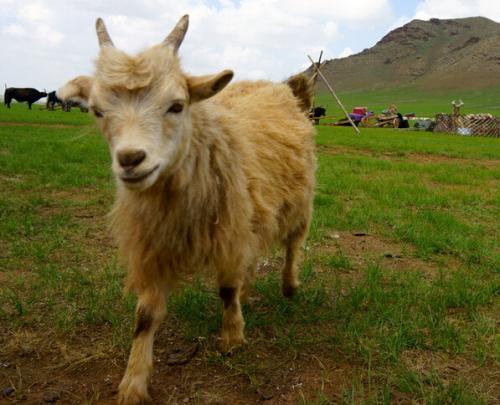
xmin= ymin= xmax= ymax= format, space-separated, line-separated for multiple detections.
xmin=1 ymin=0 xmax=499 ymax=91
xmin=393 ymin=0 xmax=420 ymax=17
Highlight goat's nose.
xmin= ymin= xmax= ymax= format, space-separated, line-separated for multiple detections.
xmin=117 ymin=149 xmax=146 ymax=169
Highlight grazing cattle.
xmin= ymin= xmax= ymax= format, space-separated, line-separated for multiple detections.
xmin=310 ymin=106 xmax=326 ymax=125
xmin=4 ymin=87 xmax=47 ymax=109
xmin=59 ymin=15 xmax=316 ymax=405
xmin=46 ymin=91 xmax=63 ymax=110
xmin=396 ymin=112 xmax=410 ymax=128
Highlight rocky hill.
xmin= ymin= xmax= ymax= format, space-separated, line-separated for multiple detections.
xmin=309 ymin=17 xmax=500 ymax=91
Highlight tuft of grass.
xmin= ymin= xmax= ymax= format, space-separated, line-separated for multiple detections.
xmin=168 ymin=282 xmax=222 ymax=339
xmin=325 ymin=252 xmax=352 ymax=270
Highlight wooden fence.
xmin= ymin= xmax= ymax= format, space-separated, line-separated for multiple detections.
xmin=434 ymin=113 xmax=500 ymax=137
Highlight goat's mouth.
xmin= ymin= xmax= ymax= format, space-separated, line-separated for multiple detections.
xmin=120 ymin=165 xmax=160 ymax=184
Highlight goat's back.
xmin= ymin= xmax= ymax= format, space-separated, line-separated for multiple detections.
xmin=211 ymin=80 xmax=316 ymax=247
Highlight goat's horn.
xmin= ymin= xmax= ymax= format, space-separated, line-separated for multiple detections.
xmin=96 ymin=18 xmax=114 ymax=47
xmin=163 ymin=15 xmax=189 ymax=52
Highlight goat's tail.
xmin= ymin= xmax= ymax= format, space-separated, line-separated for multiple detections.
xmin=285 ymin=73 xmax=314 ymax=113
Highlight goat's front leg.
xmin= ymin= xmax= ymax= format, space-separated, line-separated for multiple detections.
xmin=218 ymin=272 xmax=245 ymax=352
xmin=118 ymin=289 xmax=166 ymax=405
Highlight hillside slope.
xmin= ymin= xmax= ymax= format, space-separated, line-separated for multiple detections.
xmin=310 ymin=17 xmax=500 ymax=92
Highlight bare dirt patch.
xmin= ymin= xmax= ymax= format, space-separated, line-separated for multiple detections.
xmin=0 ymin=174 xmax=22 ymax=183
xmin=0 ymin=323 xmax=359 ymax=404
xmin=319 ymin=144 xmax=500 ymax=168
xmin=316 ymin=230 xmax=443 ymax=281
xmin=0 ymin=122 xmax=81 ymax=129
xmin=400 ymin=349 xmax=499 ymax=404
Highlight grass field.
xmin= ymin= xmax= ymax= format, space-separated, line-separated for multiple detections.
xmin=315 ymin=85 xmax=500 ymax=118
xmin=0 ymin=103 xmax=499 ymax=404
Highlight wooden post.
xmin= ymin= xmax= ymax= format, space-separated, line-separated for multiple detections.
xmin=310 ymin=51 xmax=323 ymax=109
xmin=451 ymin=99 xmax=463 ymax=133
xmin=311 ymin=51 xmax=323 ymax=88
xmin=307 ymin=54 xmax=360 ymax=135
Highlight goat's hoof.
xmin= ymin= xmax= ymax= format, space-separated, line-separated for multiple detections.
xmin=117 ymin=377 xmax=150 ymax=405
xmin=282 ymin=283 xmax=299 ymax=298
xmin=219 ymin=335 xmax=246 ymax=354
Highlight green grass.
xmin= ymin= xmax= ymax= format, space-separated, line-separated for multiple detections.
xmin=313 ymin=128 xmax=500 ymax=271
xmin=317 ymin=125 xmax=500 ymax=158
xmin=0 ymin=106 xmax=499 ymax=403
xmin=0 ymin=102 xmax=93 ymax=125
xmin=315 ymin=85 xmax=500 ymax=118
xmin=0 ymin=125 xmax=109 ymax=190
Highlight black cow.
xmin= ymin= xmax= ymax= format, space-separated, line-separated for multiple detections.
xmin=46 ymin=91 xmax=63 ymax=110
xmin=4 ymin=88 xmax=47 ymax=109
xmin=310 ymin=106 xmax=326 ymax=125
xmin=396 ymin=113 xmax=409 ymax=128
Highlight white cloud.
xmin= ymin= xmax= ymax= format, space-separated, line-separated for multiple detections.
xmin=323 ymin=21 xmax=339 ymax=38
xmin=35 ymin=24 xmax=64 ymax=47
xmin=414 ymin=0 xmax=500 ymax=21
xmin=337 ymin=47 xmax=353 ymax=58
xmin=2 ymin=1 xmax=64 ymax=51
xmin=2 ymin=24 xmax=27 ymax=36
xmin=19 ymin=2 xmax=53 ymax=23
xmin=0 ymin=0 xmax=421 ymax=91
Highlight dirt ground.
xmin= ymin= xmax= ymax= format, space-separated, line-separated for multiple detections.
xmin=0 ymin=230 xmax=480 ymax=405
xmin=318 ymin=144 xmax=500 ymax=169
xmin=1 ymin=327 xmax=359 ymax=404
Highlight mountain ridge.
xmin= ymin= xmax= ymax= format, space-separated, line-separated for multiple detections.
xmin=309 ymin=17 xmax=500 ymax=92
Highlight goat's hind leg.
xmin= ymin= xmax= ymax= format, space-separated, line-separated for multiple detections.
xmin=239 ymin=261 xmax=256 ymax=304
xmin=118 ymin=285 xmax=166 ymax=405
xmin=282 ymin=224 xmax=309 ymax=298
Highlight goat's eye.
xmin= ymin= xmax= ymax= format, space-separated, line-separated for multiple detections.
xmin=167 ymin=103 xmax=184 ymax=114
xmin=93 ymin=109 xmax=103 ymax=118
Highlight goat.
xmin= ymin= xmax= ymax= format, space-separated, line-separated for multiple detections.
xmin=56 ymin=76 xmax=92 ymax=112
xmin=58 ymin=15 xmax=316 ymax=405
xmin=62 ymin=99 xmax=89 ymax=113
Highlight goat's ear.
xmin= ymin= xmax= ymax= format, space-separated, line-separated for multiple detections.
xmin=187 ymin=69 xmax=233 ymax=102
xmin=57 ymin=75 xmax=94 ymax=103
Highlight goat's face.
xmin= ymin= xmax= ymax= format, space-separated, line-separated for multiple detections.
xmin=89 ymin=45 xmax=193 ymax=191
xmin=59 ymin=16 xmax=233 ymax=192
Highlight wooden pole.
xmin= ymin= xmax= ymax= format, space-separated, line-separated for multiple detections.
xmin=310 ymin=51 xmax=323 ymax=109
xmin=307 ymin=54 xmax=360 ymax=135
